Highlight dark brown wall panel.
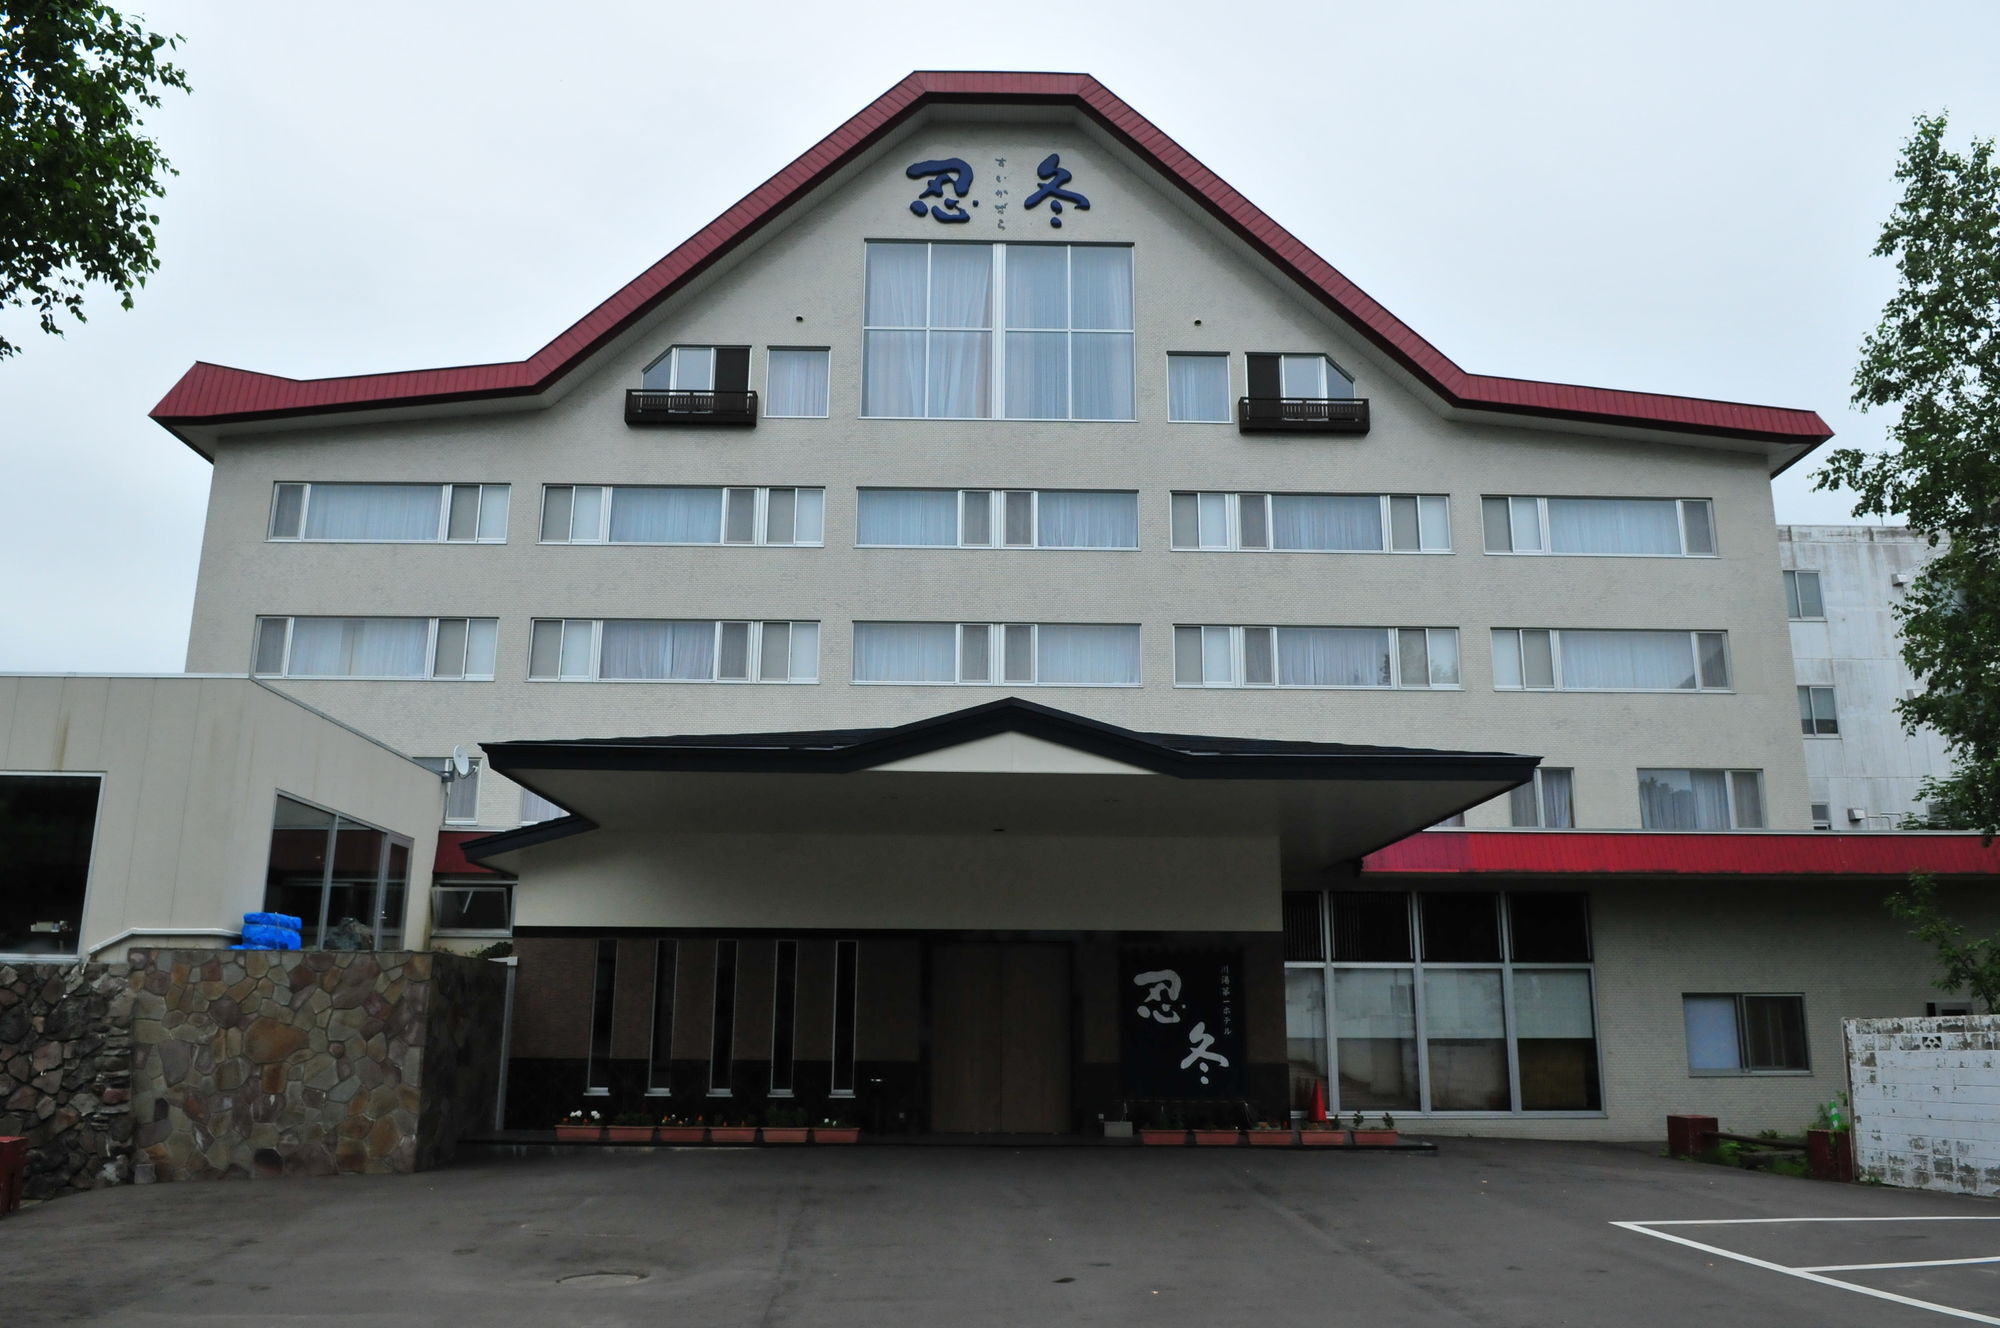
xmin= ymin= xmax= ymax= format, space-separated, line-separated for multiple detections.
xmin=794 ymin=940 xmax=835 ymax=1061
xmin=610 ymin=938 xmax=656 ymax=1061
xmin=509 ymin=937 xmax=595 ymax=1060
xmin=856 ymin=938 xmax=920 ymax=1062
xmin=734 ymin=939 xmax=776 ymax=1062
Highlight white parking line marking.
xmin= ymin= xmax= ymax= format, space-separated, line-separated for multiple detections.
xmin=1800 ymin=1257 xmax=2000 ymax=1274
xmin=1614 ymin=1220 xmax=2000 ymax=1326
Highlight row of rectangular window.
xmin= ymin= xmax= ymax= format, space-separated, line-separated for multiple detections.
xmin=585 ymin=938 xmax=859 ymax=1099
xmin=270 ymin=483 xmax=1722 ymax=559
xmin=248 ymin=617 xmax=1740 ymax=693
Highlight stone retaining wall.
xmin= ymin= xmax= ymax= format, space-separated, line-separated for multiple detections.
xmin=130 ymin=949 xmax=505 ymax=1180
xmin=0 ymin=963 xmax=135 ymax=1198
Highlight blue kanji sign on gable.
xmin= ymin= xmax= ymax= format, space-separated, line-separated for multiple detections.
xmin=1023 ymin=153 xmax=1089 ymax=228
xmin=906 ymin=158 xmax=975 ymax=223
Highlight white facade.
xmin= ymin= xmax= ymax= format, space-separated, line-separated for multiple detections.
xmin=1779 ymin=525 xmax=1951 ymax=829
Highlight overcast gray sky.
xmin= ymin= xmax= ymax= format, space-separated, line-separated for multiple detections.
xmin=4 ymin=0 xmax=1996 ymax=673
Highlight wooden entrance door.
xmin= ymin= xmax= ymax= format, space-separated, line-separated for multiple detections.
xmin=930 ymin=943 xmax=1070 ymax=1134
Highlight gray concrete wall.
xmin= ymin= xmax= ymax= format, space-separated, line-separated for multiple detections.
xmin=1848 ymin=1014 xmax=2000 ymax=1194
xmin=0 ymin=675 xmax=443 ymax=957
xmin=1779 ymin=525 xmax=1952 ymax=828
xmin=180 ymin=109 xmax=1811 ymax=837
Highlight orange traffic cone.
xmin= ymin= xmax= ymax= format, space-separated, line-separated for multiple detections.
xmin=1310 ymin=1077 xmax=1329 ymax=1122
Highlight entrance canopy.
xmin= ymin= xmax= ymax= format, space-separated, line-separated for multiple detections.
xmin=464 ymin=699 xmax=1535 ymax=878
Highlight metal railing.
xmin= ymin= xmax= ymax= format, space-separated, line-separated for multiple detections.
xmin=624 ymin=388 xmax=759 ymax=426
xmin=1237 ymin=396 xmax=1371 ymax=434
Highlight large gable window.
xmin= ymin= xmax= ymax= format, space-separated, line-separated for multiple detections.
xmin=862 ymin=242 xmax=1134 ymax=421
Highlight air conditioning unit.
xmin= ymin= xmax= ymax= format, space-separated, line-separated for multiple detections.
xmin=1846 ymin=807 xmax=1869 ymax=824
xmin=1892 ymin=572 xmax=1912 ymax=586
xmin=1905 ymin=688 xmax=1923 ymax=701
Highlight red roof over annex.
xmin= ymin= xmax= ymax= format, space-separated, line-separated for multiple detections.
xmin=1362 ymin=830 xmax=2000 ymax=878
xmin=151 ymin=72 xmax=1830 ymax=464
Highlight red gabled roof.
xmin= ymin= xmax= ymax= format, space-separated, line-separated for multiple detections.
xmin=1362 ymin=830 xmax=2000 ymax=877
xmin=151 ymin=71 xmax=1832 ymax=458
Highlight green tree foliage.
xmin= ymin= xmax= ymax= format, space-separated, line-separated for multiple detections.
xmin=0 ymin=2 xmax=188 ymax=359
xmin=1885 ymin=875 xmax=2000 ymax=1012
xmin=1818 ymin=113 xmax=2000 ymax=840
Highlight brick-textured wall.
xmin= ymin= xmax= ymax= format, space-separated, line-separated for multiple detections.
xmin=1849 ymin=1015 xmax=2000 ymax=1195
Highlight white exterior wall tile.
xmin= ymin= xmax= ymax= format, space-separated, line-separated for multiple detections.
xmin=1848 ymin=1016 xmax=2000 ymax=1194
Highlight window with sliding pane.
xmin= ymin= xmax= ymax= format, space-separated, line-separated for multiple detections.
xmin=857 ymin=488 xmax=1137 ymax=549
xmin=1172 ymin=492 xmax=1449 ymax=553
xmin=1282 ymin=890 xmax=1601 ymax=1115
xmin=1482 ymin=496 xmax=1714 ymax=557
xmin=861 ymin=241 xmax=1134 ymax=420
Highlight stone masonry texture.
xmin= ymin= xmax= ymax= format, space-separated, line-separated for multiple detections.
xmin=128 ymin=948 xmax=505 ymax=1181
xmin=0 ymin=962 xmax=136 ymax=1199
xmin=1849 ymin=1014 xmax=2000 ymax=1197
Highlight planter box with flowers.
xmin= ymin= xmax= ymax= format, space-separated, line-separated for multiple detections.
xmin=1350 ymin=1113 xmax=1400 ymax=1146
xmin=708 ymin=1121 xmax=759 ymax=1145
xmin=655 ymin=1116 xmax=706 ymax=1145
xmin=813 ymin=1115 xmax=860 ymax=1144
xmin=555 ymin=1108 xmax=602 ymax=1142
xmin=1191 ymin=1129 xmax=1243 ymax=1146
xmin=1248 ymin=1124 xmax=1297 ymax=1146
xmin=763 ymin=1105 xmax=811 ymax=1144
xmin=1299 ymin=1122 xmax=1349 ymax=1146
xmin=606 ymin=1112 xmax=656 ymax=1143
xmin=1139 ymin=1129 xmax=1188 ymax=1146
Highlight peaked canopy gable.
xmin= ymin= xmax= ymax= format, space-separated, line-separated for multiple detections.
xmin=151 ymin=71 xmax=1831 ymax=466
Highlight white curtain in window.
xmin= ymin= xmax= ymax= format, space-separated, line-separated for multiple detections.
xmin=1639 ymin=769 xmax=1730 ymax=829
xmin=1036 ymin=624 xmax=1140 ymax=685
xmin=1682 ymin=995 xmax=1740 ymax=1071
xmin=766 ymin=349 xmax=829 ymax=417
xmin=599 ymin=620 xmax=715 ymax=680
xmin=1069 ymin=248 xmax=1133 ymax=329
xmin=1276 ymin=627 xmax=1390 ymax=686
xmin=1558 ymin=630 xmax=1696 ymax=689
xmin=1036 ymin=492 xmax=1137 ymax=548
xmin=857 ymin=490 xmax=959 ymax=546
xmin=1006 ymin=246 xmax=1067 ymax=328
xmin=1547 ymin=498 xmax=1683 ymax=555
xmin=853 ymin=622 xmax=957 ymax=682
xmin=1005 ymin=331 xmax=1068 ymax=418
xmin=1168 ymin=355 xmax=1229 ymax=422
xmin=865 ymin=243 xmax=927 ymax=325
xmin=1271 ymin=495 xmax=1383 ymax=550
xmin=1070 ymin=333 xmax=1133 ymax=420
xmin=928 ymin=245 xmax=991 ymax=328
xmin=862 ymin=331 xmax=924 ymax=417
xmin=609 ymin=487 xmax=723 ymax=543
xmin=287 ymin=617 xmax=429 ymax=677
xmin=304 ymin=485 xmax=440 ymax=540
xmin=1539 ymin=767 xmax=1575 ymax=828
xmin=927 ymin=330 xmax=991 ymax=417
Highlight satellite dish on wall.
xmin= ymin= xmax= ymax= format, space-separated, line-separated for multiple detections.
xmin=450 ymin=745 xmax=472 ymax=780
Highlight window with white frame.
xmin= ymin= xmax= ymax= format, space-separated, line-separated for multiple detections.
xmin=856 ymin=488 xmax=1138 ymax=549
xmin=1249 ymin=352 xmax=1356 ymax=400
xmin=269 ymin=483 xmax=509 ymax=543
xmin=1171 ymin=492 xmax=1449 ymax=553
xmin=430 ymin=879 xmax=512 ymax=935
xmin=414 ymin=757 xmax=481 ymax=824
xmin=852 ymin=621 xmax=1141 ymax=686
xmin=1784 ymin=569 xmax=1825 ymax=619
xmin=528 ymin=619 xmax=819 ymax=683
xmin=252 ymin=617 xmax=497 ymax=680
xmin=640 ymin=345 xmax=750 ymax=393
xmin=1174 ymin=625 xmax=1458 ymax=689
xmin=1682 ymin=993 xmax=1808 ymax=1074
xmin=1283 ymin=890 xmax=1600 ymax=1115
xmin=1482 ymin=496 xmax=1714 ymax=557
xmin=861 ymin=241 xmax=1134 ymax=420
xmin=1509 ymin=768 xmax=1574 ymax=828
xmin=541 ymin=486 xmax=824 ymax=546
xmin=1638 ymin=769 xmax=1766 ymax=829
xmin=1798 ymin=685 xmax=1839 ymax=736
xmin=1167 ymin=353 xmax=1230 ymax=422
xmin=766 ymin=348 xmax=830 ymax=417
xmin=1491 ymin=629 xmax=1730 ymax=692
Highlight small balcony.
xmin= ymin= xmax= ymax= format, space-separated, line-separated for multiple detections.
xmin=1237 ymin=396 xmax=1371 ymax=435
xmin=624 ymin=389 xmax=759 ymax=427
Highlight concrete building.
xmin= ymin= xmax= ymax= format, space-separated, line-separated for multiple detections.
xmin=105 ymin=72 xmax=2000 ymax=1142
xmin=1779 ymin=525 xmax=1952 ymax=830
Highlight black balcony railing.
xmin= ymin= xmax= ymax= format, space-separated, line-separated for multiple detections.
xmin=624 ymin=389 xmax=759 ymax=426
xmin=1237 ymin=396 xmax=1371 ymax=434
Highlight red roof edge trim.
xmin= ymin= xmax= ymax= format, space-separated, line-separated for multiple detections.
xmin=1361 ymin=830 xmax=2000 ymax=877
xmin=435 ymin=831 xmax=507 ymax=877
xmin=151 ymin=72 xmax=1831 ymax=453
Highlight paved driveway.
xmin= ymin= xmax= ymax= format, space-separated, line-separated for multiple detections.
xmin=8 ymin=1138 xmax=2000 ymax=1326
